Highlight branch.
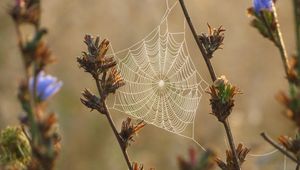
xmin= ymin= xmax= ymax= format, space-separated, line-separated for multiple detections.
xmin=261 ymin=132 xmax=299 ymax=165
xmin=94 ymin=77 xmax=133 ymax=170
xmin=178 ymin=0 xmax=240 ymax=169
xmin=178 ymin=0 xmax=216 ymax=81
xmin=222 ymin=119 xmax=240 ymax=168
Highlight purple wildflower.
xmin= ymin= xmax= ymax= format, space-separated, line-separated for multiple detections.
xmin=253 ymin=0 xmax=273 ymax=13
xmin=29 ymin=71 xmax=63 ymax=101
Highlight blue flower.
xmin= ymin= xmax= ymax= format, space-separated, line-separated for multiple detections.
xmin=29 ymin=71 xmax=63 ymax=101
xmin=253 ymin=0 xmax=273 ymax=13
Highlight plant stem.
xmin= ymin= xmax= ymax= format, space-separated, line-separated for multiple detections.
xmin=13 ymin=22 xmax=41 ymax=146
xmin=104 ymin=106 xmax=132 ymax=170
xmin=178 ymin=0 xmax=216 ymax=81
xmin=272 ymin=5 xmax=290 ymax=77
xmin=261 ymin=132 xmax=300 ymax=165
xmin=178 ymin=0 xmax=240 ymax=169
xmin=293 ymin=0 xmax=300 ymax=71
xmin=14 ymin=23 xmax=30 ymax=78
xmin=222 ymin=119 xmax=240 ymax=169
xmin=94 ymin=77 xmax=133 ymax=170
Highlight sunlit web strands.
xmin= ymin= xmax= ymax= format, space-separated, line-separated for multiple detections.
xmin=106 ymin=1 xmax=208 ymax=136
xmin=105 ymin=0 xmax=281 ymax=161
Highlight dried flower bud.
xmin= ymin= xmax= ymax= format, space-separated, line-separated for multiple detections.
xmin=132 ymin=162 xmax=155 ymax=170
xmin=276 ymin=85 xmax=300 ymax=127
xmin=216 ymin=144 xmax=250 ymax=170
xmin=198 ymin=24 xmax=225 ymax=57
xmin=207 ymin=76 xmax=240 ymax=122
xmin=119 ymin=118 xmax=145 ymax=149
xmin=77 ymin=35 xmax=117 ymax=77
xmin=287 ymin=56 xmax=300 ymax=85
xmin=132 ymin=163 xmax=144 ymax=170
xmin=80 ymin=89 xmax=106 ymax=114
xmin=278 ymin=134 xmax=300 ymax=159
xmin=9 ymin=0 xmax=41 ymax=26
xmin=34 ymin=42 xmax=54 ymax=70
xmin=177 ymin=148 xmax=216 ymax=170
xmin=103 ymin=67 xmax=125 ymax=96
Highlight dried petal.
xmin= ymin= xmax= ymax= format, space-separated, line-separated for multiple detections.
xmin=80 ymin=89 xmax=106 ymax=114
xmin=216 ymin=144 xmax=250 ymax=170
xmin=198 ymin=24 xmax=225 ymax=57
xmin=119 ymin=118 xmax=145 ymax=149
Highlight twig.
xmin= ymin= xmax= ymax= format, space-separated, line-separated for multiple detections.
xmin=222 ymin=119 xmax=240 ymax=169
xmin=178 ymin=0 xmax=216 ymax=81
xmin=178 ymin=0 xmax=240 ymax=169
xmin=261 ymin=132 xmax=299 ymax=165
xmin=94 ymin=77 xmax=133 ymax=170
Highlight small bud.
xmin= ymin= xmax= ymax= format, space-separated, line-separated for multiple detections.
xmin=132 ymin=162 xmax=155 ymax=170
xmin=276 ymin=85 xmax=300 ymax=127
xmin=80 ymin=89 xmax=106 ymax=114
xmin=278 ymin=134 xmax=300 ymax=159
xmin=9 ymin=0 xmax=41 ymax=26
xmin=103 ymin=68 xmax=125 ymax=96
xmin=119 ymin=118 xmax=145 ymax=149
xmin=33 ymin=41 xmax=54 ymax=70
xmin=198 ymin=24 xmax=225 ymax=57
xmin=207 ymin=76 xmax=240 ymax=122
xmin=216 ymin=144 xmax=250 ymax=170
xmin=132 ymin=162 xmax=144 ymax=170
xmin=287 ymin=56 xmax=300 ymax=85
xmin=78 ymin=35 xmax=117 ymax=77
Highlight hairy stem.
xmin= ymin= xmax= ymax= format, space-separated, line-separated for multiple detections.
xmin=178 ymin=0 xmax=216 ymax=81
xmin=94 ymin=77 xmax=133 ymax=170
xmin=261 ymin=132 xmax=299 ymax=165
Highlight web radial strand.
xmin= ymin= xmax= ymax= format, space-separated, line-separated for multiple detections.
xmin=107 ymin=2 xmax=206 ymax=136
xmin=112 ymin=31 xmax=204 ymax=135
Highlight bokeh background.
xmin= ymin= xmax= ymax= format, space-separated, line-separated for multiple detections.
xmin=0 ymin=0 xmax=297 ymax=169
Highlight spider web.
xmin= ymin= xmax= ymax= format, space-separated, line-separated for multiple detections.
xmin=107 ymin=0 xmax=282 ymax=164
xmin=107 ymin=0 xmax=207 ymax=146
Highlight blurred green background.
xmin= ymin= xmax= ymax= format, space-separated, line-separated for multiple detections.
xmin=0 ymin=0 xmax=298 ymax=169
